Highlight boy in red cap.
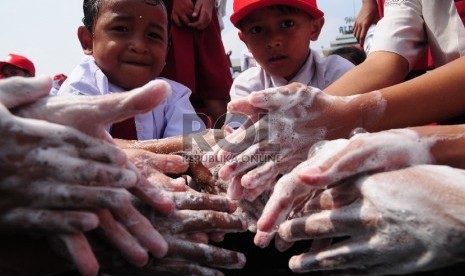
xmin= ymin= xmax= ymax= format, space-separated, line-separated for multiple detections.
xmin=228 ymin=0 xmax=354 ymax=101
xmin=216 ymin=1 xmax=354 ymax=274
xmin=0 ymin=53 xmax=35 ymax=78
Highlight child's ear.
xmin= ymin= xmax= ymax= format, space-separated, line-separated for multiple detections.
xmin=238 ymin=31 xmax=246 ymax=43
xmin=310 ymin=17 xmax=325 ymax=41
xmin=77 ymin=26 xmax=94 ymax=55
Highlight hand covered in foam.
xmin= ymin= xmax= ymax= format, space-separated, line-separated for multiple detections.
xmin=297 ymin=128 xmax=435 ymax=187
xmin=277 ymin=165 xmax=465 ymax=274
xmin=256 ymin=128 xmax=435 ymax=247
xmin=207 ymin=83 xmax=366 ymax=201
xmin=100 ymin=182 xmax=247 ymax=275
xmin=0 ymin=77 xmax=175 ymax=275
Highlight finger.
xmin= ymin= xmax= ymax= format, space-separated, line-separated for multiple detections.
xmin=26 ymin=147 xmax=137 ymax=188
xmin=170 ymin=191 xmax=236 ymax=213
xmin=227 ymin=176 xmax=245 ymax=200
xmin=180 ymin=14 xmax=191 ymax=26
xmin=253 ymin=230 xmax=275 ymax=248
xmin=191 ymin=1 xmax=202 ymax=17
xmin=288 ymin=237 xmax=379 ymax=273
xmin=241 ymin=159 xmax=280 ymax=190
xmin=0 ymin=76 xmax=52 ymax=109
xmin=59 ymin=233 xmax=99 ymax=276
xmin=165 ymin=236 xmax=246 ymax=269
xmin=257 ymin=172 xmax=314 ymax=232
xmin=278 ymin=204 xmax=371 ymax=242
xmin=129 ymin=177 xmax=175 ymax=215
xmin=188 ymin=160 xmax=218 ymax=190
xmin=134 ymin=151 xmax=189 ymax=174
xmin=227 ymin=98 xmax=263 ymax=124
xmin=112 ymin=204 xmax=169 ymax=258
xmin=96 ymin=209 xmax=149 ymax=267
xmin=218 ymin=143 xmax=262 ymax=181
xmin=17 ymin=116 xmax=130 ymax=166
xmin=247 ymin=83 xmax=309 ymax=110
xmin=169 ymin=210 xmax=247 ymax=233
xmin=0 ymin=208 xmax=98 ymax=233
xmin=28 ymin=183 xmax=134 ymax=210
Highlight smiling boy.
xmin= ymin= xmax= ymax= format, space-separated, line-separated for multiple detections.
xmin=58 ymin=0 xmax=204 ymax=139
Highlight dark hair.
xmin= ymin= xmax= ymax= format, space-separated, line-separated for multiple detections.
xmin=329 ymin=46 xmax=366 ymax=65
xmin=82 ymin=0 xmax=169 ymax=33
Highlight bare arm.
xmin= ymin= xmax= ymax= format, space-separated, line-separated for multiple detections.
xmin=363 ymin=56 xmax=465 ymax=132
xmin=324 ymin=51 xmax=409 ymax=96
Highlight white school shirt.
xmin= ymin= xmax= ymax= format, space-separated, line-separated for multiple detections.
xmin=230 ymin=49 xmax=355 ymax=101
xmin=57 ymin=56 xmax=204 ymax=139
xmin=371 ymin=0 xmax=465 ymax=70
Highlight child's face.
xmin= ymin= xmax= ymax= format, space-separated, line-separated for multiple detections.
xmin=239 ymin=7 xmax=323 ymax=80
xmin=1 ymin=64 xmax=30 ymax=78
xmin=90 ymin=0 xmax=168 ymax=90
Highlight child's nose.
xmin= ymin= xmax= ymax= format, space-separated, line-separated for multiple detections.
xmin=129 ymin=38 xmax=149 ymax=54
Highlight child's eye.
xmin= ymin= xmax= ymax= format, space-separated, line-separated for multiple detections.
xmin=249 ymin=26 xmax=263 ymax=34
xmin=281 ymin=20 xmax=294 ymax=28
xmin=113 ymin=26 xmax=129 ymax=32
xmin=148 ymin=32 xmax=163 ymax=40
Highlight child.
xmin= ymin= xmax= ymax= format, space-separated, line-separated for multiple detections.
xmin=214 ymin=1 xmax=355 ymax=274
xmin=0 ymin=53 xmax=35 ymax=78
xmin=58 ymin=0 xmax=205 ymax=139
xmin=229 ymin=0 xmax=354 ymax=101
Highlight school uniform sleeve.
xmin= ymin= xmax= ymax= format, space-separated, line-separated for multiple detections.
xmin=161 ymin=79 xmax=206 ymax=138
xmin=371 ymin=0 xmax=464 ymax=69
xmin=57 ymin=56 xmax=109 ymax=96
xmin=229 ymin=66 xmax=266 ymax=101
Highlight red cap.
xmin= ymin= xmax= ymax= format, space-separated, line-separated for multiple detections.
xmin=230 ymin=0 xmax=324 ymax=27
xmin=0 ymin=53 xmax=36 ymax=76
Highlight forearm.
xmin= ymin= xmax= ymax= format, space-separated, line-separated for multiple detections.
xmin=409 ymin=124 xmax=465 ymax=170
xmin=376 ymin=56 xmax=465 ymax=130
xmin=324 ymin=52 xmax=409 ymax=96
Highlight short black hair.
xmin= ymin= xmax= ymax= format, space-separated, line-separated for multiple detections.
xmin=82 ymin=0 xmax=169 ymax=33
xmin=329 ymin=46 xmax=366 ymax=65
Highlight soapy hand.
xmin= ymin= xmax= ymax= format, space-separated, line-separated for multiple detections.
xmin=297 ymin=128 xmax=435 ymax=187
xmin=15 ymin=79 xmax=171 ymax=141
xmin=0 ymin=77 xmax=175 ymax=275
xmin=101 ymin=183 xmax=247 ymax=275
xmin=278 ymin=165 xmax=465 ymax=274
xmin=256 ymin=129 xmax=436 ymax=247
xmin=209 ymin=83 xmax=359 ymax=201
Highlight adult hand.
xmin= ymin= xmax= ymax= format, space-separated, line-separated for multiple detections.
xmin=278 ymin=165 xmax=465 ymax=274
xmin=188 ymin=0 xmax=215 ymax=30
xmin=353 ymin=0 xmax=379 ymax=47
xmin=207 ymin=83 xmax=369 ymax=201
